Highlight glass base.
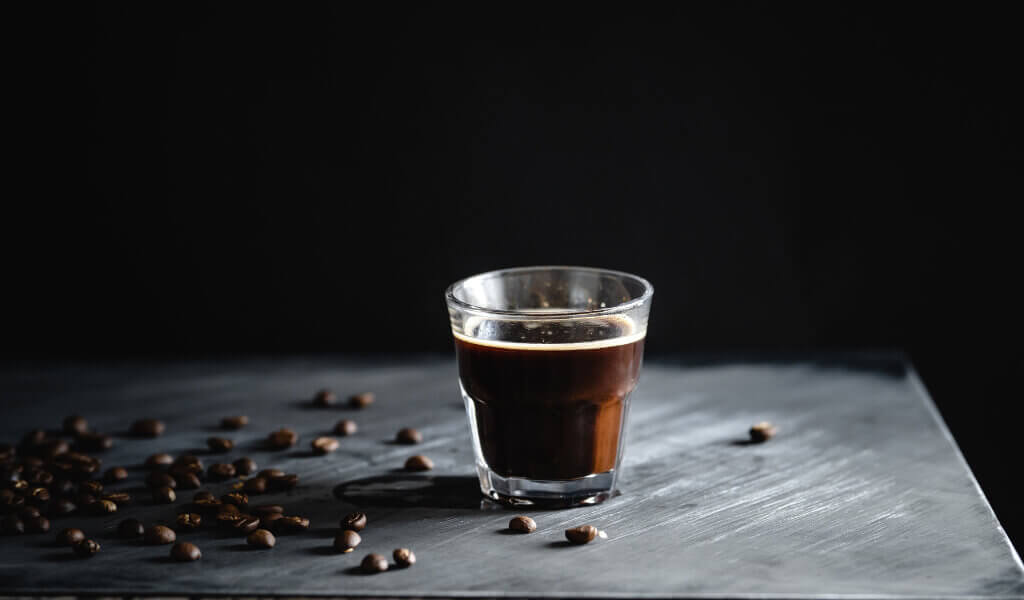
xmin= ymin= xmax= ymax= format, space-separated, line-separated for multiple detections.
xmin=476 ymin=464 xmax=617 ymax=508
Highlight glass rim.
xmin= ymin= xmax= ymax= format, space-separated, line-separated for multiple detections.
xmin=445 ymin=265 xmax=654 ymax=318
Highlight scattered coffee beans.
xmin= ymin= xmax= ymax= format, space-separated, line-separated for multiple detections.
xmin=153 ymin=486 xmax=176 ymax=504
xmin=311 ymin=436 xmax=339 ymax=455
xmin=275 ymin=515 xmax=310 ymax=534
xmin=207 ymin=463 xmax=236 ymax=481
xmin=146 ymin=472 xmax=177 ymax=489
xmin=247 ymin=528 xmax=276 ymax=549
xmin=221 ymin=415 xmax=249 ymax=430
xmin=749 ymin=421 xmax=777 ymax=443
xmin=193 ymin=491 xmax=216 ymax=503
xmin=171 ymin=541 xmax=201 ymax=562
xmin=176 ymin=512 xmax=202 ymax=530
xmin=261 ymin=512 xmax=284 ymax=527
xmin=73 ymin=538 xmax=101 ymax=557
xmin=19 ymin=506 xmax=41 ymax=520
xmin=349 ymin=392 xmax=375 ymax=409
xmin=258 ymin=468 xmax=284 ymax=479
xmin=233 ymin=515 xmax=261 ymax=534
xmin=207 ymin=437 xmax=234 ymax=453
xmin=334 ymin=529 xmax=361 ymax=553
xmin=104 ymin=466 xmax=128 ymax=483
xmin=118 ymin=518 xmax=145 ymax=538
xmin=313 ymin=389 xmax=336 ymax=407
xmin=508 ymin=516 xmax=536 ymax=533
xmin=48 ymin=498 xmax=77 ymax=516
xmin=396 ymin=427 xmax=422 ymax=444
xmin=565 ymin=525 xmax=598 ymax=545
xmin=63 ymin=415 xmax=89 ymax=435
xmin=131 ymin=418 xmax=165 ymax=437
xmin=174 ymin=471 xmax=201 ymax=490
xmin=145 ymin=453 xmax=174 ymax=468
xmin=404 ymin=455 xmax=434 ymax=471
xmin=92 ymin=499 xmax=118 ymax=514
xmin=79 ymin=480 xmax=103 ymax=496
xmin=334 ymin=419 xmax=357 ymax=436
xmin=102 ymin=492 xmax=132 ymax=505
xmin=57 ymin=527 xmax=85 ymax=546
xmin=360 ymin=553 xmax=388 ymax=573
xmin=221 ymin=492 xmax=248 ymax=509
xmin=145 ymin=525 xmax=176 ymax=545
xmin=267 ymin=428 xmax=298 ymax=450
xmin=28 ymin=487 xmax=52 ymax=506
xmin=233 ymin=457 xmax=257 ymax=476
xmin=243 ymin=477 xmax=267 ymax=494
xmin=393 ymin=547 xmax=416 ymax=568
xmin=251 ymin=504 xmax=284 ymax=517
xmin=25 ymin=516 xmax=50 ymax=533
xmin=267 ymin=473 xmax=298 ymax=491
xmin=341 ymin=512 xmax=367 ymax=531
xmin=75 ymin=432 xmax=113 ymax=451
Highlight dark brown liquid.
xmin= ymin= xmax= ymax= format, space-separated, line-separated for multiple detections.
xmin=455 ymin=318 xmax=645 ymax=480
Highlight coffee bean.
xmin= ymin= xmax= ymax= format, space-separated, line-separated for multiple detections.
xmin=103 ymin=466 xmax=128 ymax=483
xmin=11 ymin=479 xmax=29 ymax=493
xmin=233 ymin=457 xmax=257 ymax=476
xmin=274 ymin=515 xmax=309 ymax=534
xmin=171 ymin=541 xmax=201 ymax=561
xmin=247 ymin=528 xmax=275 ymax=549
xmin=193 ymin=490 xmax=216 ymax=502
xmin=175 ymin=512 xmax=202 ymax=530
xmin=174 ymin=471 xmax=201 ymax=490
xmin=207 ymin=463 xmax=236 ymax=481
xmin=193 ymin=497 xmax=223 ymax=514
xmin=313 ymin=389 xmax=336 ymax=407
xmin=267 ymin=473 xmax=298 ymax=491
xmin=146 ymin=472 xmax=177 ymax=489
xmin=41 ymin=439 xmax=70 ymax=459
xmin=57 ymin=527 xmax=85 ymax=546
xmin=396 ymin=428 xmax=422 ymax=444
xmin=349 ymin=392 xmax=375 ymax=409
xmin=173 ymin=454 xmax=204 ymax=470
xmin=79 ymin=480 xmax=103 ymax=496
xmin=0 ymin=489 xmax=21 ymax=509
xmin=51 ymin=478 xmax=76 ymax=496
xmin=251 ymin=504 xmax=284 ymax=517
xmin=220 ymin=415 xmax=249 ymax=430
xmin=360 ymin=553 xmax=388 ymax=573
xmin=19 ymin=506 xmax=41 ymax=520
xmin=153 ymin=486 xmax=176 ymax=504
xmin=145 ymin=524 xmax=176 ymax=545
xmin=217 ymin=503 xmax=240 ymax=515
xmin=243 ymin=477 xmax=267 ymax=494
xmin=73 ymin=538 xmax=101 ymax=557
xmin=311 ymin=437 xmax=339 ymax=455
xmin=233 ymin=515 xmax=261 ymax=534
xmin=334 ymin=419 xmax=357 ymax=436
xmin=131 ymin=419 xmax=165 ymax=437
xmin=20 ymin=429 xmax=48 ymax=450
xmin=221 ymin=492 xmax=248 ymax=509
xmin=76 ymin=492 xmax=97 ymax=508
xmin=508 ymin=516 xmax=536 ymax=533
xmin=145 ymin=453 xmax=174 ymax=468
xmin=334 ymin=529 xmax=361 ymax=553
xmin=565 ymin=525 xmax=598 ymax=545
xmin=48 ymin=498 xmax=77 ymax=517
xmin=28 ymin=487 xmax=52 ymax=506
xmin=207 ymin=437 xmax=234 ymax=453
xmin=258 ymin=468 xmax=285 ymax=479
xmin=404 ymin=455 xmax=434 ymax=471
xmin=101 ymin=492 xmax=132 ymax=505
xmin=215 ymin=511 xmax=245 ymax=529
xmin=118 ymin=518 xmax=145 ymax=538
xmin=267 ymin=428 xmax=298 ymax=450
xmin=1 ymin=515 xmax=24 ymax=535
xmin=75 ymin=432 xmax=113 ymax=452
xmin=749 ymin=421 xmax=777 ymax=443
xmin=393 ymin=548 xmax=416 ymax=568
xmin=63 ymin=415 xmax=89 ymax=436
xmin=92 ymin=499 xmax=118 ymax=514
xmin=25 ymin=515 xmax=50 ymax=533
xmin=340 ymin=512 xmax=367 ymax=532
xmin=261 ymin=512 xmax=283 ymax=527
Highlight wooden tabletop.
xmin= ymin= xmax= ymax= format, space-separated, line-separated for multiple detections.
xmin=1 ymin=354 xmax=1021 ymax=599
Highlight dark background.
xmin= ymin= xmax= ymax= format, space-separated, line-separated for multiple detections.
xmin=4 ymin=3 xmax=1020 ymax=550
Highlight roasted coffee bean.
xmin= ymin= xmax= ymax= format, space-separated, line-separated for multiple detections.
xmin=232 ymin=514 xmax=261 ymax=534
xmin=101 ymin=492 xmax=132 ymax=505
xmin=334 ymin=529 xmax=361 ymax=553
xmin=251 ymin=504 xmax=284 ymax=517
xmin=396 ymin=427 xmax=422 ymax=444
xmin=340 ymin=512 xmax=367 ymax=532
xmin=0 ymin=489 xmax=21 ymax=508
xmin=215 ymin=511 xmax=244 ymax=528
xmin=274 ymin=515 xmax=309 ymax=534
xmin=152 ymin=486 xmax=176 ymax=504
xmin=145 ymin=524 xmax=176 ymax=545
xmin=70 ymin=460 xmax=99 ymax=479
xmin=258 ymin=468 xmax=285 ymax=479
xmin=118 ymin=518 xmax=145 ymax=538
xmin=193 ymin=497 xmax=223 ymax=514
xmin=207 ymin=437 xmax=234 ymax=453
xmin=28 ymin=487 xmax=52 ymax=506
xmin=76 ymin=492 xmax=97 ymax=508
xmin=25 ymin=515 xmax=50 ymax=533
xmin=11 ymin=479 xmax=30 ymax=492
xmin=349 ymin=392 xmax=375 ymax=409
xmin=79 ymin=480 xmax=103 ymax=496
xmin=217 ymin=503 xmax=240 ymax=515
xmin=75 ymin=432 xmax=113 ymax=452
xmin=74 ymin=538 xmax=101 ymax=557
xmin=247 ymin=528 xmax=275 ymax=549
xmin=48 ymin=498 xmax=77 ymax=517
xmin=28 ymin=470 xmax=56 ymax=487
xmin=63 ymin=415 xmax=89 ymax=436
xmin=404 ymin=455 xmax=434 ymax=472
xmin=508 ymin=516 xmax=536 ymax=533
xmin=40 ymin=439 xmax=70 ymax=459
xmin=146 ymin=472 xmax=177 ymax=489
xmin=221 ymin=492 xmax=248 ymax=509
xmin=51 ymin=478 xmax=76 ymax=496
xmin=207 ymin=463 xmax=236 ymax=481
xmin=220 ymin=415 xmax=249 ymax=430
xmin=131 ymin=419 xmax=165 ymax=437
xmin=313 ymin=388 xmax=336 ymax=407
xmin=174 ymin=471 xmax=201 ymax=490
xmin=104 ymin=466 xmax=128 ymax=483
xmin=243 ymin=477 xmax=267 ymax=494
xmin=233 ymin=457 xmax=257 ymax=476
xmin=193 ymin=491 xmax=216 ymax=502
xmin=267 ymin=473 xmax=298 ymax=490
xmin=565 ymin=525 xmax=598 ymax=545
xmin=267 ymin=428 xmax=298 ymax=450
xmin=360 ymin=553 xmax=388 ymax=573
xmin=92 ymin=499 xmax=118 ymax=514
xmin=145 ymin=453 xmax=174 ymax=468
xmin=173 ymin=454 xmax=203 ymax=469
xmin=311 ymin=437 xmax=339 ymax=455
xmin=19 ymin=506 xmax=42 ymax=519
xmin=175 ymin=512 xmax=202 ymax=530
xmin=1 ymin=515 xmax=24 ymax=535
xmin=171 ymin=541 xmax=201 ymax=561
xmin=61 ymin=451 xmax=100 ymax=468
xmin=334 ymin=419 xmax=357 ymax=436
xmin=749 ymin=421 xmax=777 ymax=443
xmin=20 ymin=429 xmax=48 ymax=450
xmin=261 ymin=512 xmax=283 ymax=527
xmin=57 ymin=527 xmax=85 ymax=546
xmin=393 ymin=548 xmax=416 ymax=568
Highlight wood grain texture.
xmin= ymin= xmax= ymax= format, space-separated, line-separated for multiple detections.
xmin=0 ymin=355 xmax=1021 ymax=599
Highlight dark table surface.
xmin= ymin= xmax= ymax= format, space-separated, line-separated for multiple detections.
xmin=0 ymin=354 xmax=1022 ymax=599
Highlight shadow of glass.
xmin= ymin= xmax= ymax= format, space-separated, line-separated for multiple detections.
xmin=333 ymin=474 xmax=481 ymax=509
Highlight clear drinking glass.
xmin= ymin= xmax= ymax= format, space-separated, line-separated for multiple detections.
xmin=445 ymin=266 xmax=653 ymax=507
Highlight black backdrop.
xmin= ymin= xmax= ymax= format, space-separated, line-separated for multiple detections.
xmin=5 ymin=3 xmax=1021 ymax=550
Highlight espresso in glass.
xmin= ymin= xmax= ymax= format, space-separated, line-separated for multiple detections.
xmin=446 ymin=267 xmax=652 ymax=507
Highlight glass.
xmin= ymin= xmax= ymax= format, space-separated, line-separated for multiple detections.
xmin=445 ymin=266 xmax=653 ymax=507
